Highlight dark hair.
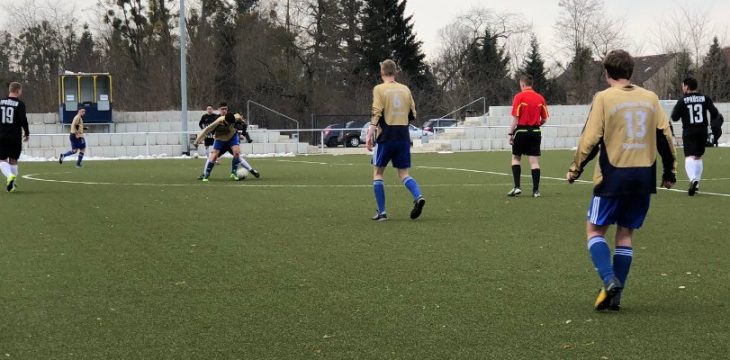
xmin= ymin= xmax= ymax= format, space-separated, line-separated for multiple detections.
xmin=219 ymin=102 xmax=228 ymax=108
xmin=683 ymin=77 xmax=698 ymax=91
xmin=224 ymin=113 xmax=235 ymax=124
xmin=206 ymin=104 xmax=213 ymax=108
xmin=520 ymin=74 xmax=534 ymax=87
xmin=603 ymin=50 xmax=634 ymax=81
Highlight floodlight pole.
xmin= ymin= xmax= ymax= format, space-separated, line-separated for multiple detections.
xmin=180 ymin=0 xmax=189 ymax=155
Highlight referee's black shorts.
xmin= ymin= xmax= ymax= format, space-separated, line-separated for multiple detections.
xmin=512 ymin=127 xmax=541 ymax=156
xmin=0 ymin=135 xmax=22 ymax=160
xmin=204 ymin=137 xmax=214 ymax=147
xmin=682 ymin=127 xmax=707 ymax=157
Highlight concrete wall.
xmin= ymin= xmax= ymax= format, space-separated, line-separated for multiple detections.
xmin=25 ymin=110 xmax=309 ymax=158
xmin=25 ymin=106 xmax=730 ymax=157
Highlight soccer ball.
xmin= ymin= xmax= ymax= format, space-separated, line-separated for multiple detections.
xmin=236 ymin=167 xmax=249 ymax=180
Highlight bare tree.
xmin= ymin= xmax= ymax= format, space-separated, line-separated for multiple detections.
xmin=432 ymin=6 xmax=529 ymax=110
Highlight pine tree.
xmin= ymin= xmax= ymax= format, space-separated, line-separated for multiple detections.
xmin=700 ymin=37 xmax=730 ymax=101
xmin=462 ymin=28 xmax=512 ymax=105
xmin=358 ymin=0 xmax=429 ymax=87
xmin=519 ymin=35 xmax=549 ymax=93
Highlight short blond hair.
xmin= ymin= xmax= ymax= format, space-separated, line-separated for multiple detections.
xmin=380 ymin=59 xmax=398 ymax=77
xmin=9 ymin=82 xmax=22 ymax=93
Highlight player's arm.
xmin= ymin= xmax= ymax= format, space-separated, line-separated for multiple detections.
xmin=367 ymin=87 xmax=383 ymax=151
xmin=539 ymin=99 xmax=549 ymax=126
xmin=706 ymin=96 xmax=721 ymax=122
xmin=199 ymin=115 xmax=206 ymax=129
xmin=195 ymin=118 xmax=224 ymax=144
xmin=408 ymin=91 xmax=416 ymax=122
xmin=670 ymin=98 xmax=683 ymax=122
xmin=509 ymin=94 xmax=522 ymax=142
xmin=656 ymin=106 xmax=677 ymax=189
xmin=19 ymin=102 xmax=29 ymax=141
xmin=567 ymin=98 xmax=604 ymax=182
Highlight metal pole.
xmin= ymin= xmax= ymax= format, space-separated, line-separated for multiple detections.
xmin=179 ymin=0 xmax=189 ymax=155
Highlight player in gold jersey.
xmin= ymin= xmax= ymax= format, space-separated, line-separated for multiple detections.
xmin=59 ymin=108 xmax=87 ymax=168
xmin=365 ymin=59 xmax=425 ymax=221
xmin=195 ymin=102 xmax=247 ymax=182
xmin=567 ymin=50 xmax=677 ymax=311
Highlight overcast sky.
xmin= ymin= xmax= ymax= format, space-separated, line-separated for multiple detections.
xmin=2 ymin=0 xmax=729 ymax=62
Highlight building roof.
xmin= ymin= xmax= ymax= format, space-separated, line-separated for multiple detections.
xmin=631 ymin=53 xmax=677 ymax=85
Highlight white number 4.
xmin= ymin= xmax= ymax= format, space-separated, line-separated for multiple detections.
xmin=624 ymin=110 xmax=647 ymax=139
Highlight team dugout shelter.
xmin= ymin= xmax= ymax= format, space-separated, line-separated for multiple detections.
xmin=59 ymin=72 xmax=113 ymax=127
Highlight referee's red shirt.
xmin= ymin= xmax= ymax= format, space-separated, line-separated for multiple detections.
xmin=511 ymin=88 xmax=548 ymax=127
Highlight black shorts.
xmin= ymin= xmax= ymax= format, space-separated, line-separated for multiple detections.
xmin=204 ymin=137 xmax=214 ymax=147
xmin=512 ymin=127 xmax=541 ymax=156
xmin=682 ymin=127 xmax=707 ymax=157
xmin=0 ymin=135 xmax=22 ymax=160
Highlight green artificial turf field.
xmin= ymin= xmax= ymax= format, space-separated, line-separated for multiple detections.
xmin=1 ymin=149 xmax=729 ymax=359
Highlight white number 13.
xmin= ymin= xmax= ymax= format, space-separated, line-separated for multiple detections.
xmin=624 ymin=110 xmax=647 ymax=139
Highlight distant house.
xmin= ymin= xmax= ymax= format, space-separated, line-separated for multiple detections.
xmin=557 ymin=53 xmax=680 ymax=103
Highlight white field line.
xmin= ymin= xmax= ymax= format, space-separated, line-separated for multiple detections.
xmin=20 ymin=173 xmax=511 ymax=188
xmin=416 ymin=165 xmax=730 ymax=198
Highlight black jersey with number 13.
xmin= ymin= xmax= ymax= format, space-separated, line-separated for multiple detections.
xmin=670 ymin=93 xmax=720 ymax=129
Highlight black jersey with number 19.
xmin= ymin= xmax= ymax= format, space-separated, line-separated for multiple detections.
xmin=0 ymin=96 xmax=29 ymax=138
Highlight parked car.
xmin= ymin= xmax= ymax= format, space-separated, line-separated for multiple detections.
xmin=422 ymin=118 xmax=457 ymax=133
xmin=338 ymin=120 xmax=368 ymax=147
xmin=322 ymin=124 xmax=344 ymax=147
xmin=360 ymin=124 xmax=433 ymax=144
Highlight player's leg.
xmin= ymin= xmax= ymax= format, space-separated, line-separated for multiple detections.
xmin=60 ymin=134 xmax=77 ymax=164
xmin=509 ymin=132 xmax=523 ymax=196
xmin=393 ymin=141 xmax=425 ymax=220
xmin=0 ymin=159 xmax=12 ymax=182
xmin=238 ymin=154 xmax=260 ymax=178
xmin=586 ymin=196 xmax=623 ymax=310
xmin=76 ymin=139 xmax=86 ymax=168
xmin=202 ymin=141 xmax=223 ymax=181
xmin=528 ymin=131 xmax=542 ymax=197
xmin=609 ymin=193 xmax=650 ymax=310
xmin=371 ymin=143 xmax=388 ymax=220
xmin=528 ymin=156 xmax=540 ymax=197
xmin=230 ymin=145 xmax=242 ymax=180
xmin=372 ymin=166 xmax=387 ymax=220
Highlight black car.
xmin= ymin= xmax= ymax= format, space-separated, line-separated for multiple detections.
xmin=422 ymin=118 xmax=457 ymax=133
xmin=322 ymin=124 xmax=344 ymax=147
xmin=338 ymin=120 xmax=368 ymax=147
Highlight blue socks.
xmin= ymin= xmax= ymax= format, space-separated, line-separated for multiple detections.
xmin=205 ymin=160 xmax=215 ymax=177
xmin=588 ymin=236 xmax=615 ymax=286
xmin=76 ymin=152 xmax=84 ymax=166
xmin=373 ymin=179 xmax=386 ymax=214
xmin=613 ymin=246 xmax=633 ymax=287
xmin=63 ymin=150 xmax=75 ymax=157
xmin=402 ymin=176 xmax=422 ymax=201
xmin=231 ymin=156 xmax=241 ymax=173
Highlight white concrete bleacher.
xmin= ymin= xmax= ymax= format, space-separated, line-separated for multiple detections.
xmin=24 ymin=111 xmax=311 ymax=158
xmin=415 ymin=103 xmax=730 ymax=152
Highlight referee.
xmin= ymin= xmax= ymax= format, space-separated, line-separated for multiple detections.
xmin=508 ymin=75 xmax=549 ymax=197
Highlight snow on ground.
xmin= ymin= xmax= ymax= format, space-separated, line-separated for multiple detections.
xmin=19 ymin=153 xmax=297 ymax=162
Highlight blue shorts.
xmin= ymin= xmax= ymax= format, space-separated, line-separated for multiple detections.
xmin=213 ymin=135 xmax=240 ymax=151
xmin=70 ymin=134 xmax=86 ymax=150
xmin=373 ymin=140 xmax=411 ymax=168
xmin=587 ymin=194 xmax=651 ymax=229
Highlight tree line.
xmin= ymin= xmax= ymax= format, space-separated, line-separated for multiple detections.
xmin=0 ymin=0 xmax=728 ymax=127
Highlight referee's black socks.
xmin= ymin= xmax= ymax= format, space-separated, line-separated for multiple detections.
xmin=511 ymin=165 xmax=521 ymax=188
xmin=531 ymin=168 xmax=540 ymax=192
